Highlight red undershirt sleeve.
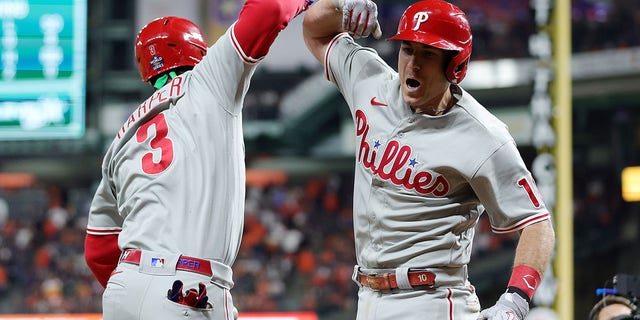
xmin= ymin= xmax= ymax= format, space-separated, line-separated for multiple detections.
xmin=232 ymin=0 xmax=309 ymax=60
xmin=84 ymin=233 xmax=121 ymax=288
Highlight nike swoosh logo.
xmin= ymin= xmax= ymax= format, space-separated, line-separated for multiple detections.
xmin=370 ymin=97 xmax=388 ymax=107
xmin=110 ymin=270 xmax=123 ymax=276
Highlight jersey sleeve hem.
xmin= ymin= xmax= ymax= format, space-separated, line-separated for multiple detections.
xmin=230 ymin=22 xmax=264 ymax=65
xmin=86 ymin=227 xmax=122 ymax=236
xmin=324 ymin=32 xmax=350 ymax=82
xmin=490 ymin=212 xmax=551 ymax=234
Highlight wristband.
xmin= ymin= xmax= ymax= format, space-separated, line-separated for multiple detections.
xmin=507 ymin=265 xmax=541 ymax=301
xmin=507 ymin=286 xmax=531 ymax=304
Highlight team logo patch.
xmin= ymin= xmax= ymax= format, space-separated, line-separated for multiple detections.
xmin=412 ymin=12 xmax=429 ymax=31
xmin=150 ymin=257 xmax=165 ymax=268
xmin=150 ymin=56 xmax=164 ymax=71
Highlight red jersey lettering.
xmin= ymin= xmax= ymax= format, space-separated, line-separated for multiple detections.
xmin=355 ymin=110 xmax=450 ymax=196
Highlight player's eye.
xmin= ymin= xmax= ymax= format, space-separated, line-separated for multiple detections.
xmin=401 ymin=46 xmax=413 ymax=55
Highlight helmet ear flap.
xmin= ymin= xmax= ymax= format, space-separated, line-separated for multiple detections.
xmin=442 ymin=51 xmax=465 ymax=84
xmin=446 ymin=55 xmax=470 ymax=84
xmin=388 ymin=0 xmax=473 ymax=84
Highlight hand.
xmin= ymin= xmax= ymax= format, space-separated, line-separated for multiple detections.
xmin=478 ymin=292 xmax=529 ymax=320
xmin=334 ymin=0 xmax=382 ymax=39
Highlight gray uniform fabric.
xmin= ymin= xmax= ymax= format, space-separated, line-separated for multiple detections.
xmin=324 ymin=34 xmax=550 ymax=320
xmin=87 ymin=25 xmax=255 ymax=320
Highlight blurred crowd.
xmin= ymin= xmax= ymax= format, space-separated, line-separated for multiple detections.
xmin=0 ymin=0 xmax=639 ymax=318
xmin=0 ymin=173 xmax=521 ymax=318
xmin=452 ymin=0 xmax=640 ymax=59
xmin=0 ymin=186 xmax=100 ymax=313
xmin=4 ymin=169 xmax=634 ymax=318
xmin=243 ymin=0 xmax=640 ymax=121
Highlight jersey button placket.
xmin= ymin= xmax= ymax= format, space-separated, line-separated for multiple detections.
xmin=369 ymin=180 xmax=384 ymax=253
xmin=371 ymin=178 xmax=384 ymax=220
xmin=370 ymin=180 xmax=383 ymax=221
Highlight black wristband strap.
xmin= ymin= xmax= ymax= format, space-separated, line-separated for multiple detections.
xmin=507 ymin=286 xmax=531 ymax=304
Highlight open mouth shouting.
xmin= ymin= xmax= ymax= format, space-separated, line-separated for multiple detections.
xmin=406 ymin=78 xmax=421 ymax=92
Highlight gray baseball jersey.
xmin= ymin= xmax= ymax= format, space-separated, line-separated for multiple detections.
xmin=88 ymin=25 xmax=252 ymax=273
xmin=324 ymin=34 xmax=550 ymax=271
xmin=88 ymin=0 xmax=311 ymax=315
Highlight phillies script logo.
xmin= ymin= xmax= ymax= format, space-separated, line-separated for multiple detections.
xmin=355 ymin=110 xmax=449 ymax=196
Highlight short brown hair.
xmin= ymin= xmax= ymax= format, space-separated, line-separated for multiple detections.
xmin=589 ymin=295 xmax=637 ymax=320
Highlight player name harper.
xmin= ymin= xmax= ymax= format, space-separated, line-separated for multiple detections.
xmin=355 ymin=110 xmax=450 ymax=196
xmin=116 ymin=76 xmax=185 ymax=140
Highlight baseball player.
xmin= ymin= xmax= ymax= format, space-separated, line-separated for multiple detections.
xmin=303 ymin=0 xmax=556 ymax=319
xmin=84 ymin=1 xmax=313 ymax=319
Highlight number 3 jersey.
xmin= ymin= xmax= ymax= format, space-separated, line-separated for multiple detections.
xmin=87 ymin=26 xmax=255 ymax=266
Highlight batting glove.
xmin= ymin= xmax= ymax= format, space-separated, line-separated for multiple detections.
xmin=167 ymin=280 xmax=209 ymax=309
xmin=477 ymin=291 xmax=529 ymax=320
xmin=333 ymin=0 xmax=382 ymax=39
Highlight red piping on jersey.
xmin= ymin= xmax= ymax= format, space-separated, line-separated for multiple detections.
xmin=231 ymin=0 xmax=308 ymax=63
xmin=491 ymin=212 xmax=550 ymax=234
xmin=86 ymin=227 xmax=122 ymax=235
xmin=230 ymin=23 xmax=261 ymax=64
xmin=447 ymin=288 xmax=454 ymax=320
xmin=324 ymin=33 xmax=350 ymax=81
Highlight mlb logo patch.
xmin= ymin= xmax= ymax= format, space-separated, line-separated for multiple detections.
xmin=150 ymin=257 xmax=165 ymax=268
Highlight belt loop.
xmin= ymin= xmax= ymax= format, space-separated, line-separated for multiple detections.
xmin=352 ymin=265 xmax=363 ymax=288
xmin=208 ymin=260 xmax=235 ymax=290
xmin=395 ymin=267 xmax=412 ymax=289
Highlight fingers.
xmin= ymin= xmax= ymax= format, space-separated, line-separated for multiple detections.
xmin=373 ymin=21 xmax=382 ymax=39
xmin=339 ymin=0 xmax=381 ymax=39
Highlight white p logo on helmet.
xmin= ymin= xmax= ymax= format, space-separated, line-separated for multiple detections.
xmin=412 ymin=12 xmax=429 ymax=31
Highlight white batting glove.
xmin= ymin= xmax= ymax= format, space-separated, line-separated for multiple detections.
xmin=334 ymin=0 xmax=382 ymax=39
xmin=477 ymin=292 xmax=529 ymax=320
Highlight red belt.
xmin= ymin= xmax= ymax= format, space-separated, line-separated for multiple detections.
xmin=120 ymin=249 xmax=213 ymax=277
xmin=358 ymin=270 xmax=436 ymax=291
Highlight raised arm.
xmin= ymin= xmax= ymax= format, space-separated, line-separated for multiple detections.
xmin=233 ymin=0 xmax=314 ymax=62
xmin=303 ymin=0 xmax=380 ymax=63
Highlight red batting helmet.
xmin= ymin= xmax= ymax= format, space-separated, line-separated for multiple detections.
xmin=135 ymin=16 xmax=208 ymax=82
xmin=389 ymin=0 xmax=472 ymax=84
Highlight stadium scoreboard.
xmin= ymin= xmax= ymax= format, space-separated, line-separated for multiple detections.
xmin=0 ymin=0 xmax=86 ymax=140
